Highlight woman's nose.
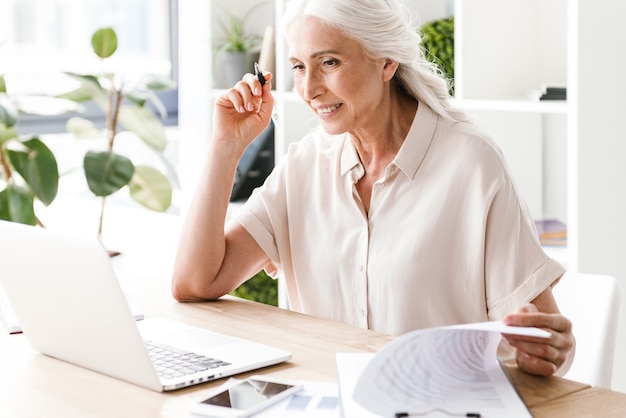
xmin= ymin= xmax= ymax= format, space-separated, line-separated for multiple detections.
xmin=300 ymin=71 xmax=322 ymax=101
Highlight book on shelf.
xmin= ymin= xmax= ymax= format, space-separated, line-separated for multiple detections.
xmin=337 ymin=321 xmax=549 ymax=418
xmin=539 ymin=86 xmax=567 ymax=101
xmin=535 ymin=218 xmax=567 ymax=247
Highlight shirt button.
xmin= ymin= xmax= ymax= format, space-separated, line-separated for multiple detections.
xmin=359 ymin=308 xmax=365 ymax=317
xmin=359 ymin=265 xmax=364 ymax=272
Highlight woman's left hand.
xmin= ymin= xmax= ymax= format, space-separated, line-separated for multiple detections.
xmin=502 ymin=303 xmax=575 ymax=376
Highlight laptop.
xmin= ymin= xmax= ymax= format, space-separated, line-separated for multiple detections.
xmin=0 ymin=220 xmax=291 ymax=392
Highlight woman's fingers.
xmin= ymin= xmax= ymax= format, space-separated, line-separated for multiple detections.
xmin=503 ymin=304 xmax=574 ymax=376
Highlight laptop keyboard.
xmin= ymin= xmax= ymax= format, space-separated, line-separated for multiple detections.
xmin=145 ymin=341 xmax=231 ymax=379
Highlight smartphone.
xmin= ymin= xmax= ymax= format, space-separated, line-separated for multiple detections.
xmin=188 ymin=375 xmax=303 ymax=417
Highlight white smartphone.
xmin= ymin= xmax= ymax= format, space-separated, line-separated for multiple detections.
xmin=188 ymin=375 xmax=303 ymax=417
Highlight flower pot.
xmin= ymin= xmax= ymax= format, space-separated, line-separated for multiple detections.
xmin=223 ymin=51 xmax=248 ymax=87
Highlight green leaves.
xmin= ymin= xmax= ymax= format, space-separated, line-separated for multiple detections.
xmin=230 ymin=270 xmax=278 ymax=307
xmin=129 ymin=165 xmax=172 ymax=212
xmin=91 ymin=27 xmax=118 ymax=59
xmin=59 ymin=73 xmax=107 ymax=108
xmin=66 ymin=117 xmax=105 ymax=140
xmin=0 ymin=185 xmax=36 ymax=225
xmin=215 ymin=5 xmax=264 ymax=54
xmin=84 ymin=151 xmax=134 ymax=197
xmin=83 ymin=152 xmax=172 ymax=213
xmin=420 ymin=16 xmax=455 ymax=95
xmin=0 ymin=125 xmax=17 ymax=144
xmin=118 ymin=106 xmax=168 ymax=151
xmin=7 ymin=137 xmax=59 ymax=206
xmin=0 ymin=94 xmax=18 ymax=128
xmin=0 ymin=26 xmax=176 ymax=236
xmin=1 ymin=77 xmax=59 ymax=225
xmin=0 ymin=135 xmax=59 ymax=224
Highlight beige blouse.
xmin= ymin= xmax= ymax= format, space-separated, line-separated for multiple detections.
xmin=234 ymin=104 xmax=565 ymax=336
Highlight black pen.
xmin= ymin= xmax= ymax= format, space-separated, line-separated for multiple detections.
xmin=252 ymin=62 xmax=279 ymax=126
xmin=254 ymin=61 xmax=266 ymax=87
xmin=395 ymin=411 xmax=481 ymax=417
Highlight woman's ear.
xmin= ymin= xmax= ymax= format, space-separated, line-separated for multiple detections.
xmin=382 ymin=59 xmax=399 ymax=82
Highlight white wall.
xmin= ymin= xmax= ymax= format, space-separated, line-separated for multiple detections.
xmin=177 ymin=0 xmax=213 ymax=214
xmin=573 ymin=0 xmax=626 ymax=392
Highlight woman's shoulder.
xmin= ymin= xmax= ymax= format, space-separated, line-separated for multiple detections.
xmin=438 ymin=119 xmax=506 ymax=162
xmin=427 ymin=118 xmax=514 ymax=188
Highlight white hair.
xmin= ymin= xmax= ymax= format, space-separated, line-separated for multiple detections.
xmin=283 ymin=0 xmax=471 ymax=124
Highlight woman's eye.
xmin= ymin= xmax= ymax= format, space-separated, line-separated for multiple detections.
xmin=323 ymin=59 xmax=338 ymax=67
xmin=291 ymin=63 xmax=304 ymax=71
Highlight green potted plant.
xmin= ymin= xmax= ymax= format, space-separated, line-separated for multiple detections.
xmin=214 ymin=5 xmax=266 ymax=87
xmin=0 ymin=27 xmax=176 ymax=242
xmin=230 ymin=270 xmax=278 ymax=306
xmin=420 ymin=16 xmax=455 ymax=95
xmin=0 ymin=78 xmax=82 ymax=226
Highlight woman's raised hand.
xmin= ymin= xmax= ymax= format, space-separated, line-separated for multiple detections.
xmin=211 ymin=72 xmax=274 ymax=153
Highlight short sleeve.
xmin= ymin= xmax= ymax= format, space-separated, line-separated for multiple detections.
xmin=484 ymin=176 xmax=566 ymax=319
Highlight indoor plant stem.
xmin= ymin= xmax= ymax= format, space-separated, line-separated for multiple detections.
xmin=98 ymin=87 xmax=123 ymax=240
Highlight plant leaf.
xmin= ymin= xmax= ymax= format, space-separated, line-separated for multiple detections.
xmin=124 ymin=84 xmax=171 ymax=119
xmin=56 ymin=85 xmax=95 ymax=103
xmin=0 ymin=94 xmax=18 ymax=127
xmin=0 ymin=75 xmax=6 ymax=93
xmin=66 ymin=117 xmax=104 ymax=140
xmin=139 ymin=74 xmax=177 ymax=91
xmin=60 ymin=73 xmax=107 ymax=107
xmin=91 ymin=27 xmax=118 ymax=59
xmin=0 ymin=184 xmax=36 ymax=225
xmin=84 ymin=150 xmax=134 ymax=197
xmin=118 ymin=105 xmax=168 ymax=151
xmin=13 ymin=95 xmax=85 ymax=116
xmin=0 ymin=125 xmax=18 ymax=144
xmin=128 ymin=165 xmax=172 ymax=212
xmin=7 ymin=137 xmax=59 ymax=206
xmin=124 ymin=89 xmax=148 ymax=107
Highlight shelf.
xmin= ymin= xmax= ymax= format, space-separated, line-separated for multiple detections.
xmin=451 ymin=98 xmax=568 ymax=114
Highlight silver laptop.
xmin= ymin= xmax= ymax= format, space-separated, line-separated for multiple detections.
xmin=0 ymin=220 xmax=291 ymax=392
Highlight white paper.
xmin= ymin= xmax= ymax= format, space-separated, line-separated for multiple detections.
xmin=336 ymin=353 xmax=379 ymax=418
xmin=342 ymin=322 xmax=548 ymax=418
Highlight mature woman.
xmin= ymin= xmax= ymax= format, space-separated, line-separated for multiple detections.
xmin=172 ymin=0 xmax=574 ymax=377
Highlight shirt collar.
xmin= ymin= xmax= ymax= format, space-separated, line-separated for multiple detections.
xmin=340 ymin=103 xmax=439 ymax=180
xmin=340 ymin=134 xmax=360 ymax=176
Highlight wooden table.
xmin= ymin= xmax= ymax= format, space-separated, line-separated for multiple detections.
xmin=1 ymin=272 xmax=625 ymax=417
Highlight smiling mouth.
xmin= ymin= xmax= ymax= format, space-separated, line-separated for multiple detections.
xmin=317 ymin=103 xmax=343 ymax=115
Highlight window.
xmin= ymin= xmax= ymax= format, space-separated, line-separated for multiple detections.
xmin=1 ymin=0 xmax=178 ymax=134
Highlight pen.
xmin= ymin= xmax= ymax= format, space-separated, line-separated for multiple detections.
xmin=253 ymin=62 xmax=279 ymax=126
xmin=254 ymin=61 xmax=266 ymax=87
xmin=395 ymin=410 xmax=481 ymax=417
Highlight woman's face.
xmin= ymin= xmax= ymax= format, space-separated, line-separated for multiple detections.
xmin=287 ymin=16 xmax=392 ymax=136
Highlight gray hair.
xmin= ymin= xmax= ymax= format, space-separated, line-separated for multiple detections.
xmin=283 ymin=0 xmax=470 ymax=124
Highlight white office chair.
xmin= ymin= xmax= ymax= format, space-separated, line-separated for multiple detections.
xmin=552 ymin=272 xmax=621 ymax=389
